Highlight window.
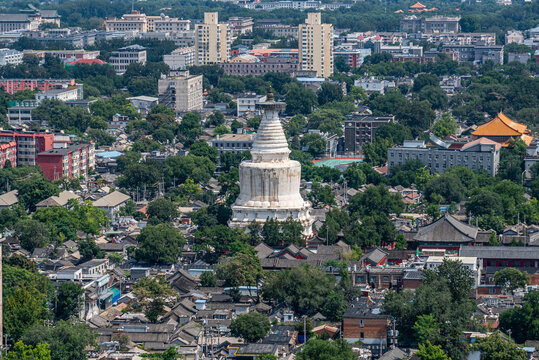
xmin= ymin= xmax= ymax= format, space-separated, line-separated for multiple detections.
xmin=360 ymin=332 xmax=364 ymax=338
xmin=383 ymin=276 xmax=389 ymax=282
xmin=360 ymin=320 xmax=364 ymax=327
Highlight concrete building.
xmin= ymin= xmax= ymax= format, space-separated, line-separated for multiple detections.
xmin=354 ymin=77 xmax=396 ymax=94
xmin=210 ymin=133 xmax=255 ymax=154
xmin=163 ymin=47 xmax=196 ymax=70
xmin=227 ymin=17 xmax=254 ymax=36
xmin=400 ymin=15 xmax=460 ymax=33
xmin=0 ymin=131 xmax=54 ymax=166
xmin=0 ymin=9 xmax=60 ymax=32
xmin=109 ymin=45 xmax=147 ymax=74
xmin=128 ymin=96 xmax=159 ymax=114
xmin=7 ymin=100 xmax=38 ymax=126
xmin=298 ymin=13 xmax=333 ymax=78
xmin=0 ymin=49 xmax=22 ymax=66
xmin=508 ymin=52 xmax=530 ymax=64
xmin=218 ymin=58 xmax=300 ymax=76
xmin=260 ymin=25 xmax=298 ymax=39
xmin=343 ymin=298 xmax=392 ymax=358
xmin=236 ymin=94 xmax=267 ymax=116
xmin=344 ymin=115 xmax=394 ymax=154
xmin=0 ymin=79 xmax=75 ymax=95
xmin=105 ymin=11 xmax=161 ymax=32
xmin=37 ymin=142 xmax=95 ymax=181
xmin=0 ymin=142 xmax=17 ymax=168
xmin=230 ymin=91 xmax=313 ymax=236
xmin=387 ymin=137 xmax=501 ymax=176
xmin=333 ymin=49 xmax=371 ymax=69
xmin=154 ymin=16 xmax=191 ymax=33
xmin=506 ymin=30 xmax=524 ymax=44
xmin=23 ymin=50 xmax=100 ymax=61
xmin=441 ymin=44 xmax=504 ymax=65
xmin=158 ymin=70 xmax=203 ymax=113
xmin=194 ymin=12 xmax=231 ymax=65
xmin=35 ymin=88 xmax=80 ymax=102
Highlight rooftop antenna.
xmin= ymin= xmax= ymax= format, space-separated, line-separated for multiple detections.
xmin=132 ymin=0 xmax=135 ymax=12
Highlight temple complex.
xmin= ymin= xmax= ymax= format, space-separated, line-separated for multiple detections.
xmin=472 ymin=111 xmax=533 ymax=146
xmin=229 ymin=90 xmax=313 ymax=236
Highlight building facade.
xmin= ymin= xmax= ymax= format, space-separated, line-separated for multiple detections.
xmin=236 ymin=94 xmax=267 ymax=116
xmin=218 ymin=58 xmax=299 ymax=76
xmin=23 ymin=50 xmax=100 ymax=61
xmin=0 ymin=79 xmax=75 ymax=95
xmin=0 ymin=131 xmax=54 ymax=166
xmin=388 ymin=138 xmax=501 ymax=176
xmin=298 ymin=13 xmax=333 ymax=78
xmin=163 ymin=47 xmax=196 ymax=70
xmin=37 ymin=142 xmax=95 ymax=181
xmin=227 ymin=17 xmax=254 ymax=36
xmin=0 ymin=49 xmax=23 ymax=66
xmin=0 ymin=142 xmax=17 ymax=168
xmin=400 ymin=16 xmax=460 ymax=33
xmin=441 ymin=44 xmax=504 ymax=65
xmin=194 ymin=12 xmax=231 ymax=65
xmin=210 ymin=133 xmax=255 ymax=154
xmin=105 ymin=11 xmax=161 ymax=32
xmin=158 ymin=70 xmax=203 ymax=113
xmin=154 ymin=16 xmax=191 ymax=33
xmin=0 ymin=9 xmax=60 ymax=32
xmin=344 ymin=115 xmax=394 ymax=154
xmin=109 ymin=45 xmax=147 ymax=74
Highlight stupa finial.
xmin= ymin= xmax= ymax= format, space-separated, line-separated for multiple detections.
xmin=267 ymin=86 xmax=274 ymax=101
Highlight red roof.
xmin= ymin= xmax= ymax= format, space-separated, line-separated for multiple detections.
xmin=67 ymin=59 xmax=108 ymax=65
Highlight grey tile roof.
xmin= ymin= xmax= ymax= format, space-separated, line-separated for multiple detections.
xmin=414 ymin=214 xmax=478 ymax=243
xmin=459 ymin=245 xmax=539 ymax=260
xmin=380 ymin=348 xmax=408 ymax=360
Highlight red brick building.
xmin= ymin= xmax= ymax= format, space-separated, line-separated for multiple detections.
xmin=0 ymin=141 xmax=17 ymax=167
xmin=0 ymin=79 xmax=76 ymax=94
xmin=37 ymin=142 xmax=95 ymax=181
xmin=0 ymin=131 xmax=54 ymax=166
xmin=343 ymin=298 xmax=392 ymax=358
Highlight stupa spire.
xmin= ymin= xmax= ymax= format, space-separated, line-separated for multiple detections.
xmin=250 ymin=88 xmax=290 ymax=162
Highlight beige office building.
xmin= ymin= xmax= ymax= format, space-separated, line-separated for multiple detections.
xmin=298 ymin=13 xmax=334 ymax=78
xmin=194 ymin=12 xmax=231 ymax=65
xmin=158 ymin=70 xmax=203 ymax=113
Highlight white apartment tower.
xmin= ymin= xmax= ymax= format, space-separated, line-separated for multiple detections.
xmin=298 ymin=13 xmax=334 ymax=78
xmin=194 ymin=12 xmax=231 ymax=65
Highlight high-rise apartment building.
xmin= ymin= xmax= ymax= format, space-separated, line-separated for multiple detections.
xmin=298 ymin=13 xmax=333 ymax=78
xmin=158 ymin=70 xmax=203 ymax=113
xmin=194 ymin=12 xmax=231 ymax=65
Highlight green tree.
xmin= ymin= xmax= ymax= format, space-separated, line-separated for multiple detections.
xmin=285 ymin=83 xmax=317 ymax=115
xmin=296 ymin=339 xmax=355 ymax=360
xmin=3 ymin=265 xmax=52 ymax=341
xmin=301 ymin=133 xmax=327 ymax=157
xmin=17 ymin=173 xmax=60 ymax=212
xmin=308 ymin=182 xmax=336 ymax=207
xmin=494 ymin=268 xmax=530 ymax=293
xmin=14 ymin=220 xmax=50 ymax=252
xmin=230 ymin=312 xmax=271 ymax=343
xmin=55 ymin=282 xmax=84 ymax=320
xmin=499 ymin=291 xmax=539 ymax=343
xmin=317 ymin=82 xmax=343 ymax=106
xmin=416 ymin=341 xmax=450 ymax=360
xmin=6 ymin=341 xmax=51 ymax=360
xmin=433 ymin=114 xmax=458 ymax=138
xmin=217 ymin=252 xmax=263 ymax=288
xmin=206 ymin=110 xmax=225 ymax=127
xmin=214 ymin=125 xmax=231 ymax=135
xmin=413 ymin=314 xmax=441 ymax=344
xmin=189 ymin=141 xmax=218 ymax=163
xmin=413 ymin=74 xmax=440 ymax=92
xmin=418 ymin=85 xmax=448 ymax=110
xmin=397 ymin=100 xmax=436 ymax=138
xmin=22 ymin=320 xmax=97 ymax=360
xmin=307 ymin=109 xmax=344 ymax=136
xmin=147 ymin=198 xmax=178 ymax=225
xmin=200 ymin=271 xmax=218 ymax=287
xmin=348 ymin=184 xmax=404 ymax=217
xmin=262 ymin=265 xmax=346 ymax=319
xmin=135 ymin=224 xmax=185 ymax=264
xmin=473 ymin=331 xmax=526 ymax=360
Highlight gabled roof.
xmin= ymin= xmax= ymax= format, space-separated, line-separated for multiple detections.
xmin=0 ymin=190 xmax=18 ymax=207
xmin=361 ymin=248 xmax=388 ymax=265
xmin=461 ymin=137 xmax=501 ymax=151
xmin=472 ymin=112 xmax=531 ymax=139
xmin=36 ymin=190 xmax=79 ymax=207
xmin=254 ymin=242 xmax=274 ymax=259
xmin=414 ymin=214 xmax=478 ymax=243
xmin=410 ymin=2 xmax=426 ymax=8
xmin=93 ymin=191 xmax=130 ymax=207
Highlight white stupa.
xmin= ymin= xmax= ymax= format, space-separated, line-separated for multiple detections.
xmin=229 ymin=90 xmax=313 ymax=236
